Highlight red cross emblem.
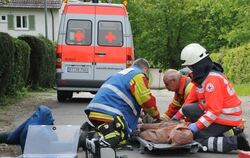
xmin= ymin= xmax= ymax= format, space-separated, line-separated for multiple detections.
xmin=105 ymin=32 xmax=116 ymax=43
xmin=74 ymin=31 xmax=85 ymax=42
xmin=206 ymin=83 xmax=214 ymax=92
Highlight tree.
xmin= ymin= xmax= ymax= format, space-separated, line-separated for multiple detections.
xmin=126 ymin=0 xmax=250 ymax=69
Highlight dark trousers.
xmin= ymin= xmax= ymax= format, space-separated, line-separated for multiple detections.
xmin=87 ymin=114 xmax=128 ymax=148
xmin=182 ymin=103 xmax=237 ymax=152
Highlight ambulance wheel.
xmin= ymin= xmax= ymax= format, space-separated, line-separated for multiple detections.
xmin=57 ymin=90 xmax=73 ymax=102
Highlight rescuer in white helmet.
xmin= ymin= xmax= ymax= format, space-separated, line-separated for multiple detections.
xmin=172 ymin=43 xmax=250 ymax=152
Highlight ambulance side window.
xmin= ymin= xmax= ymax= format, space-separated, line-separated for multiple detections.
xmin=66 ymin=20 xmax=92 ymax=45
xmin=98 ymin=21 xmax=123 ymax=47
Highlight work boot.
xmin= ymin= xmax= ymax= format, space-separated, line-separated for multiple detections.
xmin=237 ymin=133 xmax=250 ymax=151
xmin=0 ymin=132 xmax=8 ymax=144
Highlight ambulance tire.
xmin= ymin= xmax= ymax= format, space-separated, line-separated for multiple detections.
xmin=57 ymin=90 xmax=73 ymax=102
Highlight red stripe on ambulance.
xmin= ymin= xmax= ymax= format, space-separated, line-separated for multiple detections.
xmin=57 ymin=44 xmax=132 ymax=63
xmin=63 ymin=5 xmax=127 ymax=15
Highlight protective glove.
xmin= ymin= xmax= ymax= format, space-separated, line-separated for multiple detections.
xmin=171 ymin=115 xmax=179 ymax=121
xmin=160 ymin=114 xmax=170 ymax=121
xmin=188 ymin=123 xmax=199 ymax=133
xmin=153 ymin=118 xmax=162 ymax=123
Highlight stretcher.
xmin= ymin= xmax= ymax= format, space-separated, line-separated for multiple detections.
xmin=136 ymin=136 xmax=200 ymax=154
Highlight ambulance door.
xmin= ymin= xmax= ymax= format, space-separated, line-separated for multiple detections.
xmin=61 ymin=6 xmax=95 ymax=81
xmin=94 ymin=6 xmax=127 ymax=81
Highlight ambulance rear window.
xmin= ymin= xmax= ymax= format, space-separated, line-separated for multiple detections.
xmin=98 ymin=21 xmax=123 ymax=47
xmin=66 ymin=20 xmax=92 ymax=45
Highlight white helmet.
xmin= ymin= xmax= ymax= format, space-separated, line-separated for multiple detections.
xmin=180 ymin=43 xmax=208 ymax=66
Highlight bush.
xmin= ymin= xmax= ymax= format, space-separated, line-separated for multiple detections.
xmin=18 ymin=35 xmax=47 ymax=89
xmin=223 ymin=44 xmax=250 ymax=84
xmin=210 ymin=50 xmax=224 ymax=64
xmin=17 ymin=39 xmax=31 ymax=85
xmin=38 ymin=35 xmax=56 ymax=88
xmin=0 ymin=32 xmax=15 ymax=96
xmin=5 ymin=39 xmax=31 ymax=95
xmin=211 ymin=43 xmax=250 ymax=84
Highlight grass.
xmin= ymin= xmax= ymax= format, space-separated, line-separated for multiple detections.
xmin=234 ymin=83 xmax=250 ymax=96
xmin=0 ymin=88 xmax=55 ymax=107
xmin=0 ymin=87 xmax=29 ymax=107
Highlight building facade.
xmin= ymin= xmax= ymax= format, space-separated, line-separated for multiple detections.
xmin=0 ymin=0 xmax=63 ymax=41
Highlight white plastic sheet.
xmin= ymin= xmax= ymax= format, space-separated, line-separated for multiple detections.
xmin=22 ymin=125 xmax=80 ymax=158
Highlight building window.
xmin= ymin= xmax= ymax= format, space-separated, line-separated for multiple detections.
xmin=0 ymin=15 xmax=7 ymax=22
xmin=15 ymin=15 xmax=28 ymax=30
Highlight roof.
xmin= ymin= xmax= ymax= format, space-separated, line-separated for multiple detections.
xmin=0 ymin=0 xmax=63 ymax=9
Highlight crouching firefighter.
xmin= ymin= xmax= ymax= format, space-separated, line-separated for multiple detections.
xmin=172 ymin=43 xmax=250 ymax=153
xmin=83 ymin=58 xmax=160 ymax=148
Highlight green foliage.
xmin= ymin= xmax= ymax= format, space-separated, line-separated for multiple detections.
xmin=5 ymin=38 xmax=31 ymax=96
xmin=0 ymin=32 xmax=15 ymax=96
xmin=38 ymin=35 xmax=56 ymax=88
xmin=18 ymin=35 xmax=47 ymax=89
xmin=18 ymin=35 xmax=56 ymax=89
xmin=17 ymin=39 xmax=31 ymax=85
xmin=127 ymin=0 xmax=250 ymax=69
xmin=128 ymin=0 xmax=189 ymax=69
xmin=233 ymin=84 xmax=250 ymax=96
xmin=0 ymin=87 xmax=28 ymax=107
xmin=224 ymin=1 xmax=250 ymax=47
xmin=223 ymin=44 xmax=250 ymax=84
xmin=0 ymin=33 xmax=56 ymax=105
xmin=210 ymin=52 xmax=223 ymax=64
xmin=211 ymin=43 xmax=250 ymax=84
xmin=190 ymin=0 xmax=237 ymax=50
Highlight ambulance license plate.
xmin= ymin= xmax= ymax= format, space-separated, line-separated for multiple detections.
xmin=67 ymin=66 xmax=89 ymax=73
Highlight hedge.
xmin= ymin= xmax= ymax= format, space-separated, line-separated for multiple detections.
xmin=18 ymin=35 xmax=47 ymax=89
xmin=18 ymin=35 xmax=56 ymax=89
xmin=210 ymin=43 xmax=250 ymax=84
xmin=0 ymin=33 xmax=57 ymax=105
xmin=5 ymin=39 xmax=31 ymax=95
xmin=0 ymin=32 xmax=15 ymax=96
xmin=38 ymin=35 xmax=56 ymax=88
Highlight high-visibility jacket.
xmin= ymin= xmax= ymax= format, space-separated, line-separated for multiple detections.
xmin=176 ymin=71 xmax=242 ymax=129
xmin=85 ymin=65 xmax=159 ymax=134
xmin=161 ymin=75 xmax=193 ymax=120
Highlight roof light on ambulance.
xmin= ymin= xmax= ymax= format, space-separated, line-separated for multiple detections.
xmin=123 ymin=0 xmax=128 ymax=6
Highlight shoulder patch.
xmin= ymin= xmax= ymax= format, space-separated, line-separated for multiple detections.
xmin=206 ymin=83 xmax=214 ymax=92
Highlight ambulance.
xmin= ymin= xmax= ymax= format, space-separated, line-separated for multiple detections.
xmin=55 ymin=1 xmax=134 ymax=102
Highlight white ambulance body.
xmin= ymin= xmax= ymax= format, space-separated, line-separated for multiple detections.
xmin=56 ymin=1 xmax=134 ymax=102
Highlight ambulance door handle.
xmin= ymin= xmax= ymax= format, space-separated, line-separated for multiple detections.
xmin=95 ymin=52 xmax=106 ymax=56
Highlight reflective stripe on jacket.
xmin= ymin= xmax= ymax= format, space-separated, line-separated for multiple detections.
xmin=84 ymin=66 xmax=143 ymax=133
xmin=162 ymin=75 xmax=193 ymax=119
xmin=182 ymin=71 xmax=242 ymax=129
